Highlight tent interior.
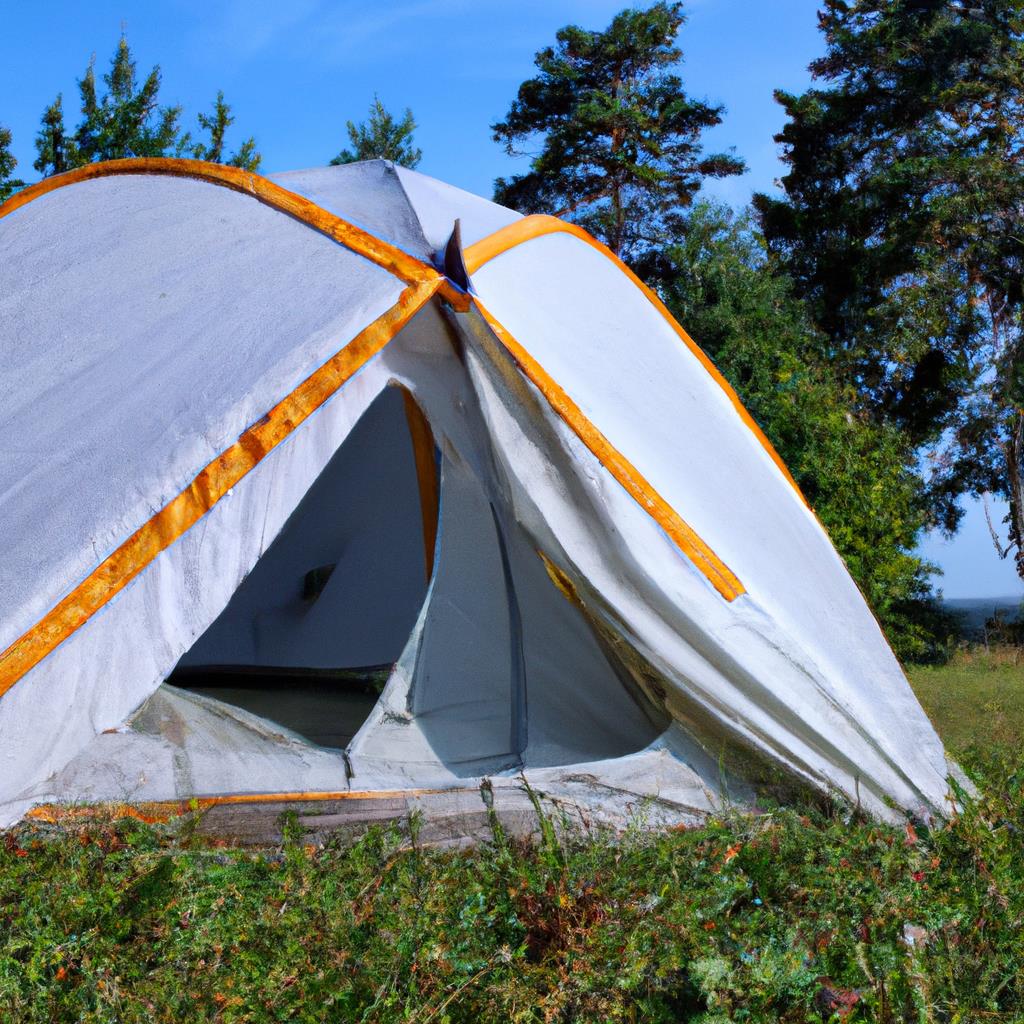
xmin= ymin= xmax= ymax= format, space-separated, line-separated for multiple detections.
xmin=166 ymin=385 xmax=429 ymax=750
xmin=146 ymin=382 xmax=668 ymax=785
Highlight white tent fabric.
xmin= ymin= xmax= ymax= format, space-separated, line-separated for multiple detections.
xmin=0 ymin=158 xmax=955 ymax=826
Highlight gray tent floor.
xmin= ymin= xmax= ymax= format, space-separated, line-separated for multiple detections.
xmin=16 ymin=683 xmax=726 ymax=841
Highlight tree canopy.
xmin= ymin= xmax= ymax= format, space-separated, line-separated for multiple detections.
xmin=32 ymin=36 xmax=260 ymax=177
xmin=73 ymin=37 xmax=181 ymax=165
xmin=0 ymin=126 xmax=24 ymax=202
xmin=755 ymin=0 xmax=1024 ymax=571
xmin=491 ymin=1 xmax=743 ymax=262
xmin=331 ymin=96 xmax=421 ymax=168
xmin=181 ymin=91 xmax=261 ymax=171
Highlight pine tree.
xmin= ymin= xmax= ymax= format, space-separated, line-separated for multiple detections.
xmin=491 ymin=1 xmax=743 ymax=263
xmin=330 ymin=96 xmax=421 ymax=168
xmin=0 ymin=125 xmax=25 ymax=202
xmin=754 ymin=0 xmax=1024 ymax=570
xmin=74 ymin=36 xmax=182 ymax=163
xmin=182 ymin=91 xmax=261 ymax=171
xmin=32 ymin=38 xmax=262 ymax=178
xmin=34 ymin=95 xmax=79 ymax=176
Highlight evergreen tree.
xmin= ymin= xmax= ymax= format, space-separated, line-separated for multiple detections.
xmin=491 ymin=1 xmax=743 ymax=262
xmin=181 ymin=91 xmax=261 ymax=171
xmin=0 ymin=125 xmax=24 ymax=202
xmin=32 ymin=37 xmax=261 ymax=178
xmin=34 ymin=94 xmax=78 ymax=176
xmin=755 ymin=1 xmax=1024 ymax=568
xmin=331 ymin=96 xmax=421 ymax=168
xmin=74 ymin=37 xmax=182 ymax=163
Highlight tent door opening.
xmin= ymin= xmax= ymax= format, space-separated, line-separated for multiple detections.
xmin=166 ymin=385 xmax=436 ymax=750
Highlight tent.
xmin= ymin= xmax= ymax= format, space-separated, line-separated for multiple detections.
xmin=0 ymin=158 xmax=957 ymax=831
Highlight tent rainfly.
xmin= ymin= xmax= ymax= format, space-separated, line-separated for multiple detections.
xmin=0 ymin=158 xmax=958 ymax=832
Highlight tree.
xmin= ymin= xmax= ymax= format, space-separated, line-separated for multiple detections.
xmin=331 ymin=96 xmax=421 ymax=168
xmin=74 ymin=36 xmax=182 ymax=164
xmin=660 ymin=203 xmax=953 ymax=660
xmin=754 ymin=1 xmax=1024 ymax=570
xmin=34 ymin=94 xmax=78 ymax=176
xmin=491 ymin=1 xmax=743 ymax=262
xmin=31 ymin=37 xmax=261 ymax=178
xmin=181 ymin=91 xmax=261 ymax=171
xmin=0 ymin=125 xmax=24 ymax=202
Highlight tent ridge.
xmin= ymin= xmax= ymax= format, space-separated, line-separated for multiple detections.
xmin=0 ymin=279 xmax=439 ymax=701
xmin=0 ymin=157 xmax=471 ymax=311
xmin=464 ymin=214 xmax=808 ymax=507
xmin=386 ymin=159 xmax=445 ymax=268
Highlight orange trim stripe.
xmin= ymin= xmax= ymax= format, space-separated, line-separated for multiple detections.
xmin=471 ymin=301 xmax=745 ymax=602
xmin=0 ymin=281 xmax=440 ymax=699
xmin=402 ymin=389 xmax=441 ymax=582
xmin=25 ymin=787 xmax=471 ymax=825
xmin=463 ymin=215 xmax=807 ymax=504
xmin=0 ymin=157 xmax=471 ymax=310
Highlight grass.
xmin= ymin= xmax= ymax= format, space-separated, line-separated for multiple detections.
xmin=908 ymin=645 xmax=1024 ymax=755
xmin=0 ymin=651 xmax=1022 ymax=1022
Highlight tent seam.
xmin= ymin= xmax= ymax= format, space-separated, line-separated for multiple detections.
xmin=386 ymin=161 xmax=444 ymax=266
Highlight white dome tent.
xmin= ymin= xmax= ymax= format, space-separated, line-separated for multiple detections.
xmin=0 ymin=158 xmax=956 ymax=834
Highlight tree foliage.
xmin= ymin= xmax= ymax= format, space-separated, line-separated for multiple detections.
xmin=755 ymin=0 xmax=1024 ymax=571
xmin=180 ymin=90 xmax=261 ymax=171
xmin=32 ymin=36 xmax=260 ymax=177
xmin=33 ymin=95 xmax=77 ymax=176
xmin=661 ymin=204 xmax=952 ymax=659
xmin=331 ymin=96 xmax=421 ymax=168
xmin=491 ymin=1 xmax=743 ymax=261
xmin=73 ymin=36 xmax=182 ymax=166
xmin=0 ymin=125 xmax=24 ymax=202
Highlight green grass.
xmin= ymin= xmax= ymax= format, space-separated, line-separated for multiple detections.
xmin=1 ymin=652 xmax=1022 ymax=1022
xmin=908 ymin=646 xmax=1024 ymax=754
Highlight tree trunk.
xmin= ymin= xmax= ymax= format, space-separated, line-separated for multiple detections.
xmin=1004 ymin=412 xmax=1024 ymax=579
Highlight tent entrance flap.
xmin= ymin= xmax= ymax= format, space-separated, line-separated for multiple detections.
xmin=167 ymin=385 xmax=433 ymax=749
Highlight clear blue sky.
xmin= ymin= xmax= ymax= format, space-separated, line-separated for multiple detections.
xmin=2 ymin=0 xmax=1018 ymax=599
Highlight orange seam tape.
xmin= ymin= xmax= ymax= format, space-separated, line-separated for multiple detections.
xmin=0 ymin=280 xmax=439 ymax=700
xmin=464 ymin=214 xmax=807 ymax=504
xmin=401 ymin=389 xmax=441 ymax=583
xmin=472 ymin=300 xmax=745 ymax=602
xmin=25 ymin=787 xmax=472 ymax=825
xmin=0 ymin=157 xmax=471 ymax=310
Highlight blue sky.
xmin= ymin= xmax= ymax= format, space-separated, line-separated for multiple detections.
xmin=2 ymin=0 xmax=1019 ymax=599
